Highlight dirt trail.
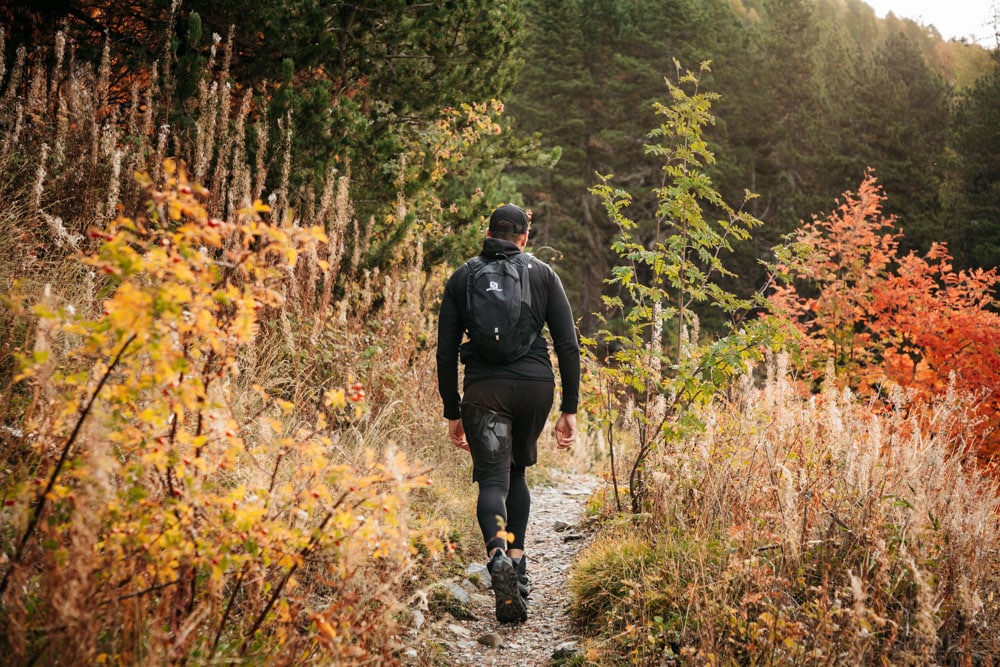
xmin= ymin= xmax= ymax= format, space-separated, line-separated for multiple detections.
xmin=408 ymin=469 xmax=599 ymax=666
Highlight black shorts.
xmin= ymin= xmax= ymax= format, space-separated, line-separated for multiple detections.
xmin=460 ymin=378 xmax=554 ymax=482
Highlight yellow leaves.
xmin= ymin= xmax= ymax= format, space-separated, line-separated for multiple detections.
xmin=162 ymin=282 xmax=194 ymax=308
xmin=325 ymin=388 xmax=347 ymax=410
xmin=210 ymin=560 xmax=226 ymax=588
xmin=380 ymin=497 xmax=400 ymax=529
xmin=230 ymin=292 xmax=258 ymax=343
xmin=104 ymin=283 xmax=152 ymax=328
xmin=193 ymin=308 xmax=215 ymax=337
xmin=314 ymin=615 xmax=338 ymax=643
xmin=142 ymin=446 xmax=169 ymax=470
xmin=168 ymin=197 xmax=184 ymax=221
xmin=44 ymin=482 xmax=73 ymax=503
xmin=4 ymin=160 xmax=436 ymax=661
xmin=305 ymin=224 xmax=328 ymax=244
xmin=13 ymin=350 xmax=47 ymax=381
xmin=306 ymin=484 xmax=332 ymax=505
xmin=172 ymin=380 xmax=207 ymax=413
xmin=303 ymin=450 xmax=329 ymax=477
xmin=234 ymin=503 xmax=267 ymax=532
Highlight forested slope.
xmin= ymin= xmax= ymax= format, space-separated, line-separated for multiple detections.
xmin=506 ymin=0 xmax=997 ymax=322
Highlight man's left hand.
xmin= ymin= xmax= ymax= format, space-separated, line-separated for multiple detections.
xmin=448 ymin=418 xmax=469 ymax=451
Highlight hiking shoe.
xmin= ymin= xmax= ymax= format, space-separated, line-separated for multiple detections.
xmin=512 ymin=555 xmax=533 ymax=599
xmin=487 ymin=550 xmax=527 ymax=623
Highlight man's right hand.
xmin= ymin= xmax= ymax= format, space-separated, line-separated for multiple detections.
xmin=555 ymin=412 xmax=576 ymax=449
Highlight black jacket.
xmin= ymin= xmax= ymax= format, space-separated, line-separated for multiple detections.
xmin=436 ymin=237 xmax=580 ymax=420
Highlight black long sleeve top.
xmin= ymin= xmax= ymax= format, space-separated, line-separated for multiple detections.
xmin=436 ymin=237 xmax=581 ymax=420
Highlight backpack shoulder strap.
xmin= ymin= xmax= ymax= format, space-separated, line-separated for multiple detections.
xmin=464 ymin=256 xmax=486 ymax=312
xmin=514 ymin=253 xmax=537 ymax=347
xmin=515 ymin=253 xmax=532 ymax=308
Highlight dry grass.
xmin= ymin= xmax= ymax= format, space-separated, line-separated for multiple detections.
xmin=570 ymin=353 xmax=1000 ymax=665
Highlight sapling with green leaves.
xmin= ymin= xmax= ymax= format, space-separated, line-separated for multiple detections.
xmin=585 ymin=62 xmax=770 ymax=514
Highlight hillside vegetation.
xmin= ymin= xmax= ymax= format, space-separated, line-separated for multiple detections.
xmin=0 ymin=19 xmax=482 ymax=663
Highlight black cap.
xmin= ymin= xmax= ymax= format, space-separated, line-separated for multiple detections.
xmin=488 ymin=204 xmax=529 ymax=235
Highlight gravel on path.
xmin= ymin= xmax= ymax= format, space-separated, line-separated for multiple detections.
xmin=403 ymin=469 xmax=599 ymax=666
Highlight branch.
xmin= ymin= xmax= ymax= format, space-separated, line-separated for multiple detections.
xmin=209 ymin=563 xmax=248 ymax=661
xmin=238 ymin=508 xmax=336 ymax=656
xmin=0 ymin=333 xmax=137 ymax=599
xmin=115 ymin=578 xmax=180 ymax=602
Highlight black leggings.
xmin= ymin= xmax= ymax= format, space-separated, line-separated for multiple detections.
xmin=478 ymin=463 xmax=530 ymax=552
xmin=461 ymin=378 xmax=553 ymax=554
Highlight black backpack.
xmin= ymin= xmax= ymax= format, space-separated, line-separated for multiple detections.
xmin=464 ymin=252 xmax=537 ymax=364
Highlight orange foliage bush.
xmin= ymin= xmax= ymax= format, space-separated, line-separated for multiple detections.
xmin=769 ymin=172 xmax=1000 ymax=459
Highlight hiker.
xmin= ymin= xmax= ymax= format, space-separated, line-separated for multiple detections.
xmin=436 ymin=203 xmax=581 ymax=623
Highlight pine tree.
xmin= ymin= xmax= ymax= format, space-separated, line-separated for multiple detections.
xmin=949 ymin=56 xmax=1000 ymax=270
xmin=852 ymin=32 xmax=950 ymax=256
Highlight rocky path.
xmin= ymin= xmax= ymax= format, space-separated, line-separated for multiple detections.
xmin=405 ymin=470 xmax=599 ymax=666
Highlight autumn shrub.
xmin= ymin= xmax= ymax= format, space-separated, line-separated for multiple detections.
xmin=569 ymin=353 xmax=1000 ymax=665
xmin=0 ymin=164 xmax=447 ymax=664
xmin=768 ymin=172 xmax=1000 ymax=460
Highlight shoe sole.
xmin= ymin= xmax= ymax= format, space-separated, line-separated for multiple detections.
xmin=492 ymin=558 xmax=527 ymax=623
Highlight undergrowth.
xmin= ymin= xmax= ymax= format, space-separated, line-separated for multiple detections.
xmin=0 ymin=17 xmax=493 ymax=665
xmin=570 ymin=354 xmax=1000 ymax=665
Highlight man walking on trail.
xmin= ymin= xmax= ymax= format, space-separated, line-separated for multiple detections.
xmin=436 ymin=203 xmax=580 ymax=624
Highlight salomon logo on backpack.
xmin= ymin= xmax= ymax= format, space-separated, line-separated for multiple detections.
xmin=465 ymin=253 xmax=536 ymax=364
